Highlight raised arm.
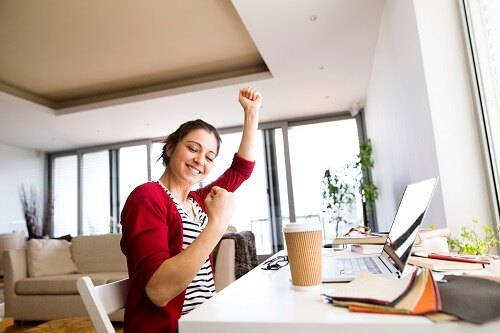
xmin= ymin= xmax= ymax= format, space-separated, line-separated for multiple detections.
xmin=237 ymin=87 xmax=262 ymax=161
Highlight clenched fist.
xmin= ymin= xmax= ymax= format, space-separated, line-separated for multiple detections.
xmin=204 ymin=186 xmax=235 ymax=234
xmin=239 ymin=87 xmax=262 ymax=112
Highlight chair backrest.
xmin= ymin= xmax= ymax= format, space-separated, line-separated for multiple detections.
xmin=77 ymin=276 xmax=128 ymax=333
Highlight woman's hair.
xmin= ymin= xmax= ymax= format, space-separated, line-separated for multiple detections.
xmin=158 ymin=119 xmax=222 ymax=167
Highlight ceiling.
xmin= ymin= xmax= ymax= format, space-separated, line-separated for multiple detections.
xmin=0 ymin=0 xmax=385 ymax=153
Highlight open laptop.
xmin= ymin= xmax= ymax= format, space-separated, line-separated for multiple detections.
xmin=322 ymin=177 xmax=438 ymax=282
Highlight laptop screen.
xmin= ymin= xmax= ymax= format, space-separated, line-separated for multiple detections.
xmin=382 ymin=177 xmax=438 ymax=272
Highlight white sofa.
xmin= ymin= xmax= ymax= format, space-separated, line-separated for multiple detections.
xmin=4 ymin=234 xmax=127 ymax=321
xmin=3 ymin=230 xmax=256 ymax=321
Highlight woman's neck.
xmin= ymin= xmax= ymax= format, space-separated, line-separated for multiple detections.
xmin=159 ymin=171 xmax=191 ymax=203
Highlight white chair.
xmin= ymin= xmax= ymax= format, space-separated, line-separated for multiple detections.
xmin=77 ymin=276 xmax=128 ymax=333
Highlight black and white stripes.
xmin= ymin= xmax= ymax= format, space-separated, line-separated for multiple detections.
xmin=157 ymin=181 xmax=215 ymax=315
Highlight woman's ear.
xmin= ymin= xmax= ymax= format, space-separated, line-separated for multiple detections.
xmin=165 ymin=144 xmax=174 ymax=158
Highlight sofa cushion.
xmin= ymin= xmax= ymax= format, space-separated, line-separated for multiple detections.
xmin=27 ymin=239 xmax=78 ymax=278
xmin=71 ymin=234 xmax=127 ymax=273
xmin=15 ymin=272 xmax=128 ymax=295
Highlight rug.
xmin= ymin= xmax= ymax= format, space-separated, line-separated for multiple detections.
xmin=24 ymin=317 xmax=96 ymax=333
xmin=25 ymin=317 xmax=124 ymax=333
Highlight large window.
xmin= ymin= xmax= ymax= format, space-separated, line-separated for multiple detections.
xmin=52 ymin=155 xmax=78 ymax=237
xmin=203 ymin=130 xmax=273 ymax=255
xmin=464 ymin=0 xmax=500 ymax=222
xmin=82 ymin=150 xmax=110 ymax=235
xmin=118 ymin=145 xmax=148 ymax=213
xmin=287 ymin=119 xmax=362 ymax=241
xmin=50 ymin=114 xmax=364 ymax=255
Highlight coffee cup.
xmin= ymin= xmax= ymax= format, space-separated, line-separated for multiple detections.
xmin=282 ymin=222 xmax=323 ymax=291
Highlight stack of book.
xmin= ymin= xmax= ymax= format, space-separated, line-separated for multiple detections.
xmin=323 ymin=268 xmax=441 ymax=315
xmin=332 ymin=233 xmax=387 ymax=246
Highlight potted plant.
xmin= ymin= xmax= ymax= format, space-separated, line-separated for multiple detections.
xmin=447 ymin=219 xmax=500 ymax=256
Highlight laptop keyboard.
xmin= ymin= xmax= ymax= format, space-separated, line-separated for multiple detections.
xmin=336 ymin=257 xmax=383 ymax=276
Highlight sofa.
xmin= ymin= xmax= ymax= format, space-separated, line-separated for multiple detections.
xmin=3 ymin=234 xmax=127 ymax=321
xmin=3 ymin=230 xmax=257 ymax=322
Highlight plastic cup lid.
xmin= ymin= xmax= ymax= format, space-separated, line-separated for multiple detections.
xmin=282 ymin=222 xmax=322 ymax=233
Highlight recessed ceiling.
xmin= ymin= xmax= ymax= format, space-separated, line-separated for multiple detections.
xmin=0 ymin=0 xmax=385 ymax=152
xmin=0 ymin=0 xmax=268 ymax=110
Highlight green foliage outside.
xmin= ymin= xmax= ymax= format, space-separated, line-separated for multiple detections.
xmin=447 ymin=218 xmax=500 ymax=255
xmin=322 ymin=139 xmax=379 ymax=236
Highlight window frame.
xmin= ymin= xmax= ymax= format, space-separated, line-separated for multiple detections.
xmin=459 ymin=0 xmax=500 ymax=226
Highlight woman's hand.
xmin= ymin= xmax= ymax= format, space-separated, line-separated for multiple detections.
xmin=204 ymin=186 xmax=235 ymax=234
xmin=238 ymin=87 xmax=263 ymax=113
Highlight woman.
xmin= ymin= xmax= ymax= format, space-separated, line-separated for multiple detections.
xmin=120 ymin=87 xmax=262 ymax=333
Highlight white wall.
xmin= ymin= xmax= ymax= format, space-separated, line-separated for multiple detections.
xmin=413 ymin=0 xmax=493 ymax=234
xmin=364 ymin=0 xmax=446 ymax=231
xmin=365 ymin=0 xmax=494 ymax=236
xmin=0 ymin=143 xmax=46 ymax=234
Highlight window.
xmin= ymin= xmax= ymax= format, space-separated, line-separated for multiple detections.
xmin=151 ymin=142 xmax=165 ymax=181
xmin=49 ymin=115 xmax=364 ymax=256
xmin=81 ymin=150 xmax=110 ymax=235
xmin=52 ymin=155 xmax=78 ymax=237
xmin=203 ymin=131 xmax=273 ymax=255
xmin=118 ymin=145 xmax=148 ymax=213
xmin=287 ymin=119 xmax=362 ymax=241
xmin=464 ymin=0 xmax=500 ymax=221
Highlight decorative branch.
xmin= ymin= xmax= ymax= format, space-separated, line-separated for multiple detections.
xmin=42 ymin=189 xmax=54 ymax=237
xmin=19 ymin=184 xmax=40 ymax=239
xmin=18 ymin=185 xmax=53 ymax=239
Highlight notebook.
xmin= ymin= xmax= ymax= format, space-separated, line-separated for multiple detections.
xmin=322 ymin=177 xmax=438 ymax=282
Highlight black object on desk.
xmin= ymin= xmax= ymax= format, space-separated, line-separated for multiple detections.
xmin=437 ymin=275 xmax=500 ymax=324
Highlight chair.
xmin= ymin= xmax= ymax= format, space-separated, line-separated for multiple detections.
xmin=76 ymin=276 xmax=128 ymax=333
xmin=213 ymin=230 xmax=258 ymax=291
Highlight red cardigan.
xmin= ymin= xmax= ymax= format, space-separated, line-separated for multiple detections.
xmin=120 ymin=154 xmax=255 ymax=333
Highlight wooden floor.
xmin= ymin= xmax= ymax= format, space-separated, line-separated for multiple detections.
xmin=0 ymin=320 xmax=124 ymax=332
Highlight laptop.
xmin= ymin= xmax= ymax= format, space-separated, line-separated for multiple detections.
xmin=322 ymin=177 xmax=438 ymax=282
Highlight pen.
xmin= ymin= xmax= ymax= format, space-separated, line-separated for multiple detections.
xmin=427 ymin=253 xmax=490 ymax=265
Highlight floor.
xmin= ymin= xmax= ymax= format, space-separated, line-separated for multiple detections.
xmin=0 ymin=319 xmax=124 ymax=332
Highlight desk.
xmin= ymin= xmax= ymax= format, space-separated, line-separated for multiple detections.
xmin=180 ymin=250 xmax=500 ymax=333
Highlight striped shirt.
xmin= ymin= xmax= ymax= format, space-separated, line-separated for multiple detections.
xmin=157 ymin=181 xmax=215 ymax=315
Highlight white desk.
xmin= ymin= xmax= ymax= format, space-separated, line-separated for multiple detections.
xmin=179 ymin=250 xmax=500 ymax=333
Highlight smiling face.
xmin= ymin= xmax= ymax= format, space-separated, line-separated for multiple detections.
xmin=166 ymin=129 xmax=218 ymax=187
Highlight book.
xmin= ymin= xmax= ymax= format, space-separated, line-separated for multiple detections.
xmin=328 ymin=269 xmax=441 ymax=315
xmin=351 ymin=244 xmax=384 ymax=255
xmin=408 ymin=256 xmax=485 ymax=271
xmin=426 ymin=252 xmax=490 ymax=265
xmin=322 ymin=269 xmax=417 ymax=305
xmin=332 ymin=234 xmax=387 ymax=245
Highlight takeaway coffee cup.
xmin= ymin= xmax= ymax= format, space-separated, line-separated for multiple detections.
xmin=282 ymin=222 xmax=323 ymax=291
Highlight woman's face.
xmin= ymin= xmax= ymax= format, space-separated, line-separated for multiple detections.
xmin=168 ymin=129 xmax=218 ymax=186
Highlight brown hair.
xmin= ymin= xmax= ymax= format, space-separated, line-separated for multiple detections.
xmin=158 ymin=119 xmax=222 ymax=167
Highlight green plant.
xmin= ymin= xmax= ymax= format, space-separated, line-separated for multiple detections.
xmin=355 ymin=139 xmax=379 ymax=213
xmin=322 ymin=167 xmax=357 ymax=237
xmin=447 ymin=219 xmax=500 ymax=255
xmin=322 ymin=139 xmax=379 ymax=235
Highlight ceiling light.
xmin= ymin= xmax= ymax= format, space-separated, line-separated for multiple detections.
xmin=309 ymin=15 xmax=318 ymax=21
xmin=319 ymin=66 xmax=325 ymax=70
